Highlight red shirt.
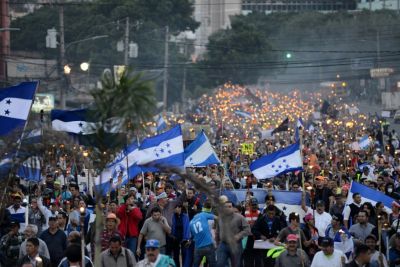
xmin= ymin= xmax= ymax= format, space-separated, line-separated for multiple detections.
xmin=117 ymin=204 xmax=143 ymax=238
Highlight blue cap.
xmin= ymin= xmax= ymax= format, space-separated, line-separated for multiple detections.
xmin=145 ymin=239 xmax=160 ymax=248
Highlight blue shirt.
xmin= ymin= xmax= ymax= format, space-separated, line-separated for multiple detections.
xmin=189 ymin=211 xmax=215 ymax=249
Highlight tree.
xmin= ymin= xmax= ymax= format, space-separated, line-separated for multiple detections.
xmin=87 ymin=68 xmax=156 ymax=266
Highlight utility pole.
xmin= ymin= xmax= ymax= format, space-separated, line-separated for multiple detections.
xmin=124 ymin=17 xmax=129 ymax=66
xmin=0 ymin=0 xmax=10 ymax=84
xmin=162 ymin=26 xmax=169 ymax=113
xmin=59 ymin=4 xmax=66 ymax=109
xmin=181 ymin=41 xmax=187 ymax=105
xmin=376 ymin=29 xmax=381 ymax=68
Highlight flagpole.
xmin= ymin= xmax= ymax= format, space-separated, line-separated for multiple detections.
xmin=136 ymin=135 xmax=146 ymax=202
xmin=0 ymin=81 xmax=39 ymax=218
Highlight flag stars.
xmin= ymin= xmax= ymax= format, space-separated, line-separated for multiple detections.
xmin=156 ymin=153 xmax=159 ymax=157
xmin=78 ymin=122 xmax=83 ymax=127
xmin=166 ymin=143 xmax=170 ymax=147
xmin=4 ymin=109 xmax=10 ymax=115
xmin=168 ymin=150 xmax=172 ymax=154
xmin=160 ymin=148 xmax=165 ymax=153
xmin=5 ymin=99 xmax=11 ymax=105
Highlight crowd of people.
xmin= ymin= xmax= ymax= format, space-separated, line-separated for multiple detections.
xmin=1 ymin=84 xmax=400 ymax=267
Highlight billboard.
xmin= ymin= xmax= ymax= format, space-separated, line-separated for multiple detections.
xmin=7 ymin=58 xmax=58 ymax=78
xmin=32 ymin=93 xmax=54 ymax=113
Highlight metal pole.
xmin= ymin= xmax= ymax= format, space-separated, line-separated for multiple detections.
xmin=162 ymin=26 xmax=169 ymax=113
xmin=124 ymin=17 xmax=129 ymax=66
xmin=181 ymin=40 xmax=187 ymax=106
xmin=59 ymin=4 xmax=66 ymax=109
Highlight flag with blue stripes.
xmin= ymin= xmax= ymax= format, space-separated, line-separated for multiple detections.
xmin=223 ymin=189 xmax=309 ymax=222
xmin=358 ymin=135 xmax=370 ymax=150
xmin=95 ymin=142 xmax=142 ymax=195
xmin=234 ymin=110 xmax=252 ymax=119
xmin=346 ymin=181 xmax=394 ymax=214
xmin=297 ymin=117 xmax=304 ymax=129
xmin=156 ymin=114 xmax=167 ymax=133
xmin=19 ymin=129 xmax=42 ymax=144
xmin=0 ymin=156 xmax=13 ymax=179
xmin=51 ymin=109 xmax=125 ymax=148
xmin=0 ymin=81 xmax=38 ymax=136
xmin=184 ymin=130 xmax=220 ymax=167
xmin=136 ymin=125 xmax=184 ymax=168
xmin=17 ymin=156 xmax=41 ymax=181
xmin=250 ymin=142 xmax=303 ymax=179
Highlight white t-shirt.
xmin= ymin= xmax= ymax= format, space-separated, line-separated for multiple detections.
xmin=307 ymin=208 xmax=332 ymax=237
xmin=311 ymin=249 xmax=346 ymax=267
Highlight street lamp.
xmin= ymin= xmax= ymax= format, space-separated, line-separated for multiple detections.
xmin=80 ymin=62 xmax=89 ymax=72
xmin=46 ymin=32 xmax=109 ymax=108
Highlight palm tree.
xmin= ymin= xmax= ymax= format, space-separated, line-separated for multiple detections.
xmin=88 ymin=68 xmax=156 ymax=265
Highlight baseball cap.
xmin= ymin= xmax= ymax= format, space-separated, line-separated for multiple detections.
xmin=145 ymin=239 xmax=160 ymax=248
xmin=316 ymin=200 xmax=325 ymax=207
xmin=304 ymin=213 xmax=313 ymax=222
xmin=156 ymin=192 xmax=168 ymax=200
xmin=129 ymin=187 xmax=137 ymax=192
xmin=319 ymin=237 xmax=334 ymax=247
xmin=287 ymin=234 xmax=298 ymax=242
xmin=332 ymin=213 xmax=344 ymax=224
xmin=10 ymin=220 xmax=20 ymax=227
xmin=250 ymin=197 xmax=258 ymax=205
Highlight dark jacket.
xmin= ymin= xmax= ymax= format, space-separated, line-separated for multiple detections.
xmin=345 ymin=260 xmax=370 ymax=267
xmin=17 ymin=254 xmax=51 ymax=267
xmin=252 ymin=214 xmax=282 ymax=240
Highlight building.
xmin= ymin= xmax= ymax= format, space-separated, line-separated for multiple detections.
xmin=241 ymin=0 xmax=356 ymax=14
xmin=357 ymin=0 xmax=400 ymax=11
xmin=193 ymin=0 xmax=241 ymax=58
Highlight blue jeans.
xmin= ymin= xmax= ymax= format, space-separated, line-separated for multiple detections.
xmin=193 ymin=244 xmax=216 ymax=267
xmin=126 ymin=237 xmax=138 ymax=255
xmin=216 ymin=241 xmax=243 ymax=267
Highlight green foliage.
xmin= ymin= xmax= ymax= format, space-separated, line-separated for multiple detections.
xmin=197 ymin=10 xmax=400 ymax=91
xmin=91 ymin=68 xmax=156 ymax=129
xmin=10 ymin=0 xmax=198 ymax=103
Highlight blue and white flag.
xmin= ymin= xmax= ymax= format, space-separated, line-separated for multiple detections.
xmin=51 ymin=109 xmax=125 ymax=147
xmin=184 ymin=130 xmax=220 ymax=167
xmin=358 ymin=135 xmax=370 ymax=150
xmin=0 ymin=81 xmax=38 ymax=136
xmin=224 ymin=189 xmax=308 ymax=222
xmin=346 ymin=181 xmax=394 ymax=214
xmin=17 ymin=156 xmax=41 ymax=181
xmin=297 ymin=117 xmax=304 ymax=129
xmin=95 ymin=143 xmax=142 ymax=195
xmin=136 ymin=125 xmax=184 ymax=168
xmin=19 ymin=129 xmax=42 ymax=144
xmin=156 ymin=114 xmax=167 ymax=133
xmin=250 ymin=142 xmax=303 ymax=180
xmin=0 ymin=156 xmax=13 ymax=178
xmin=234 ymin=110 xmax=252 ymax=120
xmin=51 ymin=109 xmax=123 ymax=134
